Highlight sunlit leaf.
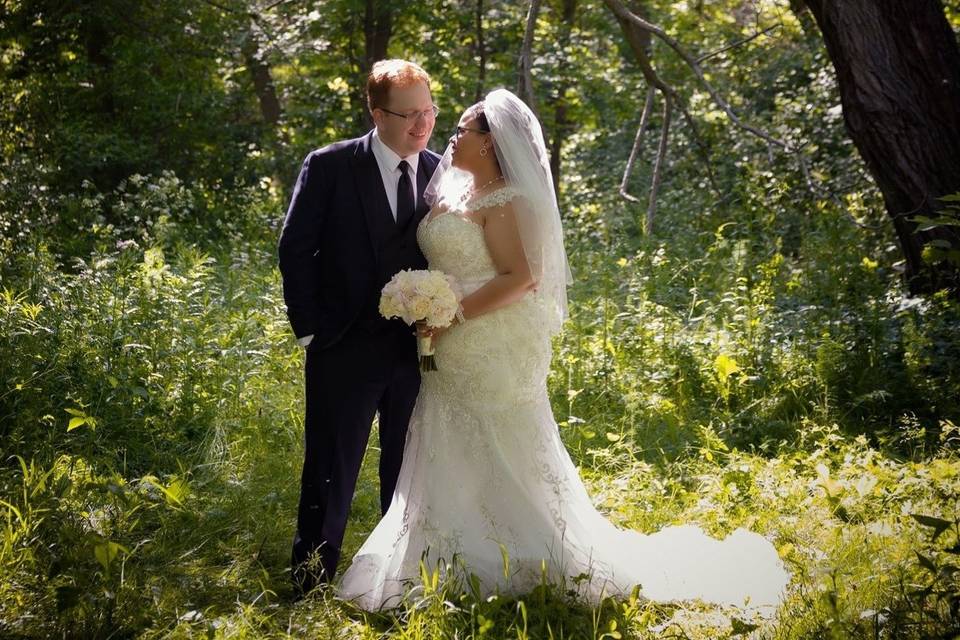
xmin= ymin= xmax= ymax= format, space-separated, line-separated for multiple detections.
xmin=93 ymin=540 xmax=127 ymax=573
xmin=715 ymin=354 xmax=740 ymax=382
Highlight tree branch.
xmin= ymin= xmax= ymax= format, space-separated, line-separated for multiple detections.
xmin=620 ymin=85 xmax=656 ymax=204
xmin=603 ymin=0 xmax=870 ymax=232
xmin=610 ymin=1 xmax=679 ymax=233
xmin=695 ymin=24 xmax=781 ymax=63
xmin=603 ymin=0 xmax=792 ymax=152
xmin=647 ymin=92 xmax=673 ymax=235
xmin=676 ymin=103 xmax=721 ymax=197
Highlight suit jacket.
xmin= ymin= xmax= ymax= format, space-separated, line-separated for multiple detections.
xmin=278 ymin=130 xmax=442 ymax=349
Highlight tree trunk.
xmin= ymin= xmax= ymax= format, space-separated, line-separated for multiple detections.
xmin=517 ymin=0 xmax=541 ymax=117
xmin=549 ymin=0 xmax=577 ymax=203
xmin=364 ymin=0 xmax=392 ymax=71
xmin=241 ymin=28 xmax=282 ymax=127
xmin=353 ymin=0 xmax=393 ymax=132
xmin=241 ymin=24 xmax=291 ymax=194
xmin=613 ymin=0 xmax=651 ymax=63
xmin=474 ymin=0 xmax=486 ymax=103
xmin=802 ymin=0 xmax=960 ymax=295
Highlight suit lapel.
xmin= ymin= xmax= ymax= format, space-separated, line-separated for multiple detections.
xmin=351 ymin=131 xmax=393 ymax=261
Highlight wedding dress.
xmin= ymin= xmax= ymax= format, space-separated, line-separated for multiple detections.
xmin=336 ymin=185 xmax=791 ymax=613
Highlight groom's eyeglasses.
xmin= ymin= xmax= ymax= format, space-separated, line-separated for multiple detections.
xmin=380 ymin=105 xmax=440 ymax=121
xmin=455 ymin=125 xmax=489 ymax=137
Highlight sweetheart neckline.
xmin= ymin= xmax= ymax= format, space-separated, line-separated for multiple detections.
xmin=420 ymin=210 xmax=484 ymax=232
xmin=421 ymin=185 xmax=520 ymax=229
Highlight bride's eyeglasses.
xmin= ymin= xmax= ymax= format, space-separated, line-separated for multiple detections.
xmin=380 ymin=105 xmax=440 ymax=121
xmin=455 ymin=125 xmax=489 ymax=137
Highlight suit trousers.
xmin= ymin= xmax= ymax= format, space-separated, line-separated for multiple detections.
xmin=291 ymin=323 xmax=420 ymax=593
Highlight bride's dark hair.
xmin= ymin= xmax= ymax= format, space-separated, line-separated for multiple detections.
xmin=464 ymin=102 xmax=490 ymax=132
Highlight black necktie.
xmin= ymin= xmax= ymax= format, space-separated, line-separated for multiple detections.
xmin=396 ymin=160 xmax=414 ymax=228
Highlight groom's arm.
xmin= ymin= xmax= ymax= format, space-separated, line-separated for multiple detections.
xmin=278 ymin=152 xmax=327 ymax=342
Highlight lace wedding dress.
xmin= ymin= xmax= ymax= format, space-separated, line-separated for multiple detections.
xmin=338 ymin=187 xmax=790 ymax=612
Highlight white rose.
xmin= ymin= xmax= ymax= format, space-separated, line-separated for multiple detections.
xmin=411 ymin=297 xmax=433 ymax=319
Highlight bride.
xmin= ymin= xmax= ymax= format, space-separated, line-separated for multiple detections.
xmin=338 ymin=88 xmax=790 ymax=612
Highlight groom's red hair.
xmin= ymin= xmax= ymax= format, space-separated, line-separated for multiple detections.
xmin=367 ymin=59 xmax=431 ymax=112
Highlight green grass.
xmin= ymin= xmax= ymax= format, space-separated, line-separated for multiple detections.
xmin=5 ymin=404 xmax=958 ymax=638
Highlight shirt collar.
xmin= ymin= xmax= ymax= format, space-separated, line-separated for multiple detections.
xmin=372 ymin=128 xmax=420 ymax=176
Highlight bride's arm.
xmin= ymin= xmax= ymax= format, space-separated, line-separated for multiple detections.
xmin=458 ymin=201 xmax=536 ymax=320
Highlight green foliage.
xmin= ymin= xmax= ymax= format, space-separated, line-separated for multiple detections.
xmin=902 ymin=509 xmax=960 ymax=636
xmin=0 ymin=0 xmax=263 ymax=192
xmin=913 ymin=193 xmax=960 ymax=272
xmin=0 ymin=227 xmax=304 ymax=637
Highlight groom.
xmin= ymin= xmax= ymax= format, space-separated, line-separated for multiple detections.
xmin=277 ymin=59 xmax=441 ymax=596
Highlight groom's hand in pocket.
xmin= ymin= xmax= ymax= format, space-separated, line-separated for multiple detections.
xmin=297 ymin=334 xmax=314 ymax=348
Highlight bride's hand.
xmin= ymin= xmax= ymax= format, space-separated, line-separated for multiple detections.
xmin=428 ymin=202 xmax=451 ymax=217
xmin=416 ymin=320 xmax=452 ymax=342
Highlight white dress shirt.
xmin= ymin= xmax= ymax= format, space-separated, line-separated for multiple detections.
xmin=371 ymin=128 xmax=420 ymax=220
xmin=298 ymin=129 xmax=420 ymax=347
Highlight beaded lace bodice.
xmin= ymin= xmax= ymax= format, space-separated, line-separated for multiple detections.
xmin=414 ymin=185 xmax=549 ymax=408
xmin=415 ymin=186 xmax=523 ymax=291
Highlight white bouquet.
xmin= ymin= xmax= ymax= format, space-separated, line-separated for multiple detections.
xmin=379 ymin=269 xmax=461 ymax=371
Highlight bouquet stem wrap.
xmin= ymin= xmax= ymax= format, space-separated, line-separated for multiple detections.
xmin=417 ymin=335 xmax=437 ymax=371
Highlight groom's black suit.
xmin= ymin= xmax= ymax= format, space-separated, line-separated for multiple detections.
xmin=278 ymin=130 xmax=441 ymax=593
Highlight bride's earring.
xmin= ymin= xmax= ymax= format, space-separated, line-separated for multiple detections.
xmin=479 ymin=143 xmax=488 ymax=157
